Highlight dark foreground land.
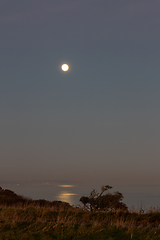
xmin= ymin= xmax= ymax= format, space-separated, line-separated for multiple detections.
xmin=0 ymin=187 xmax=160 ymax=240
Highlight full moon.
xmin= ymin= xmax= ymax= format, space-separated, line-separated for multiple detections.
xmin=61 ymin=64 xmax=69 ymax=72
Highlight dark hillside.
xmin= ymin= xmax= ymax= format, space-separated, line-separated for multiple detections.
xmin=0 ymin=186 xmax=72 ymax=209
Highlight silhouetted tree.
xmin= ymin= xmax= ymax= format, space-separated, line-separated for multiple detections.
xmin=80 ymin=185 xmax=128 ymax=212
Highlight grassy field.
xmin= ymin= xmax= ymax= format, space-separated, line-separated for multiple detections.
xmin=0 ymin=205 xmax=160 ymax=239
xmin=0 ymin=187 xmax=160 ymax=239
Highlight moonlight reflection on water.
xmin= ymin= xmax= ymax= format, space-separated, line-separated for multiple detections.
xmin=59 ymin=185 xmax=75 ymax=188
xmin=57 ymin=191 xmax=78 ymax=205
xmin=1 ymin=182 xmax=160 ymax=209
xmin=57 ymin=184 xmax=78 ymax=205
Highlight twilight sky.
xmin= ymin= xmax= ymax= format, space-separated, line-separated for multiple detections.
xmin=1 ymin=0 xmax=160 ymax=185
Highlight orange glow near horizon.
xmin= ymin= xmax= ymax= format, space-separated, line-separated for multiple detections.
xmin=59 ymin=185 xmax=75 ymax=188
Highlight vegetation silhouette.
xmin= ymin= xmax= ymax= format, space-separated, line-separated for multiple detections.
xmin=0 ymin=186 xmax=160 ymax=239
xmin=0 ymin=186 xmax=72 ymax=209
xmin=80 ymin=185 xmax=128 ymax=212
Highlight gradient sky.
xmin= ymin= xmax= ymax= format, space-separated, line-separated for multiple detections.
xmin=1 ymin=0 xmax=160 ymax=185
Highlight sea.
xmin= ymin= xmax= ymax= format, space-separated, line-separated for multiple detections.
xmin=1 ymin=181 xmax=160 ymax=212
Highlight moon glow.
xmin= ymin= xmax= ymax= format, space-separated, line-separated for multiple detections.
xmin=61 ymin=64 xmax=69 ymax=72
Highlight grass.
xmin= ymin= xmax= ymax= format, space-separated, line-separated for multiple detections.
xmin=0 ymin=205 xmax=160 ymax=239
xmin=0 ymin=186 xmax=160 ymax=239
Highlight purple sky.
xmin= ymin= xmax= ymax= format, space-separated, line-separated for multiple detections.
xmin=0 ymin=0 xmax=160 ymax=185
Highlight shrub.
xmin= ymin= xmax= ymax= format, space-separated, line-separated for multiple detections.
xmin=80 ymin=185 xmax=128 ymax=212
